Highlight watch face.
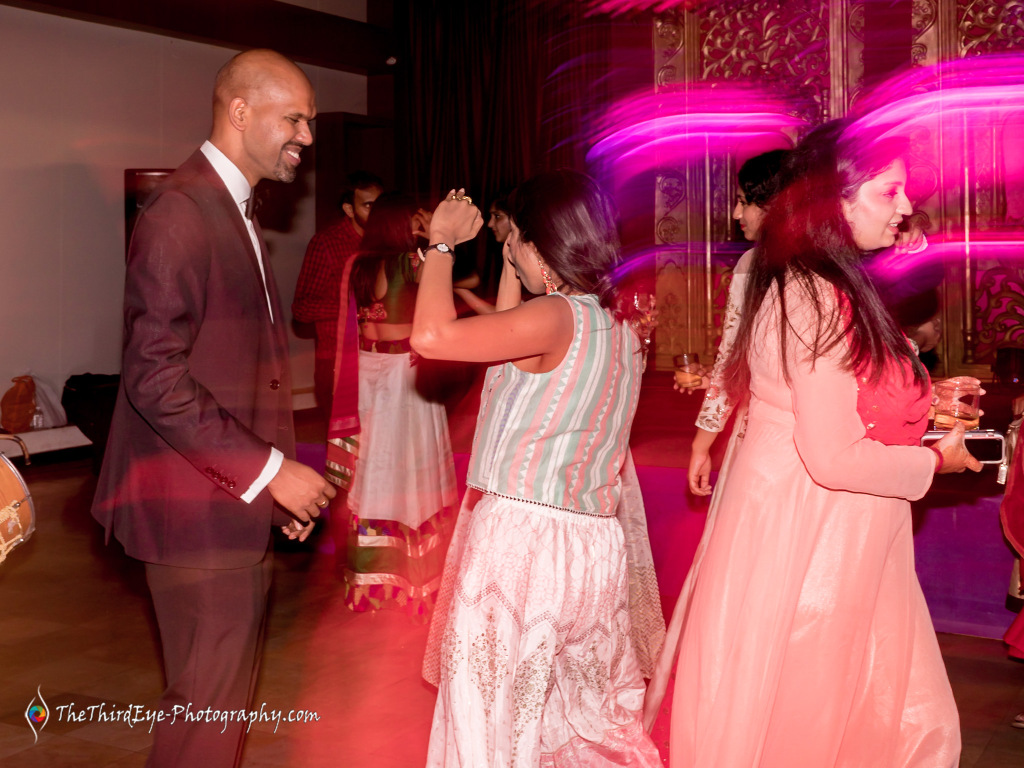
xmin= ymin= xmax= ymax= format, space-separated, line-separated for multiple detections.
xmin=434 ymin=243 xmax=451 ymax=253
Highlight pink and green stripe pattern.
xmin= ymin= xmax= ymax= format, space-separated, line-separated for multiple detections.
xmin=466 ymin=294 xmax=641 ymax=517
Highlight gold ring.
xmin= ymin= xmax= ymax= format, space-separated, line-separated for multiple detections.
xmin=462 ymin=196 xmax=472 ymax=204
xmin=316 ymin=499 xmax=329 ymax=508
xmin=449 ymin=194 xmax=460 ymax=201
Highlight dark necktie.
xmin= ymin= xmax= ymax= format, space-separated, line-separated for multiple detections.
xmin=244 ymin=191 xmax=256 ymax=220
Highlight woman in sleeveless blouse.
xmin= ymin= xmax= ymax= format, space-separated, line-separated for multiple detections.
xmin=411 ymin=171 xmax=662 ymax=767
xmin=652 ymin=120 xmax=981 ymax=767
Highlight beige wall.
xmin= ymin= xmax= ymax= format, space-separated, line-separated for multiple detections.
xmin=278 ymin=0 xmax=367 ymax=22
xmin=0 ymin=5 xmax=366 ymax=407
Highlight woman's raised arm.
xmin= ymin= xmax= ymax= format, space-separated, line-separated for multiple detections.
xmin=411 ymin=193 xmax=574 ymax=366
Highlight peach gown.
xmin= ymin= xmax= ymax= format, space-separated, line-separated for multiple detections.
xmin=664 ymin=279 xmax=960 ymax=767
xmin=1001 ymin=411 xmax=1024 ymax=656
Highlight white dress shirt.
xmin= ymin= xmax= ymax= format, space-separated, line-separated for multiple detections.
xmin=199 ymin=141 xmax=284 ymax=503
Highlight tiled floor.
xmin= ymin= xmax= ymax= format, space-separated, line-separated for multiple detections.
xmin=1 ymin=372 xmax=1023 ymax=766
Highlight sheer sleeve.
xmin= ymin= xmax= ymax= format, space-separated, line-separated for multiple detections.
xmin=783 ymin=278 xmax=935 ymax=500
xmin=696 ymin=249 xmax=754 ymax=432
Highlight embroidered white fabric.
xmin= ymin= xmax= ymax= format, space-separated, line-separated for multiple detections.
xmin=695 ymin=248 xmax=754 ymax=433
xmin=424 ymin=491 xmax=661 ymax=767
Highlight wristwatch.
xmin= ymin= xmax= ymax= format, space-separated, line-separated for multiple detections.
xmin=422 ymin=242 xmax=453 ymax=256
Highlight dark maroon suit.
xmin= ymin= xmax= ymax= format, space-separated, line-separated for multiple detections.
xmin=92 ymin=149 xmax=294 ymax=767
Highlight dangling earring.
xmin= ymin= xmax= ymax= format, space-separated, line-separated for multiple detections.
xmin=538 ymin=257 xmax=557 ymax=295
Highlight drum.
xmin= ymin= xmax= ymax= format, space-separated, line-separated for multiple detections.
xmin=0 ymin=449 xmax=34 ymax=565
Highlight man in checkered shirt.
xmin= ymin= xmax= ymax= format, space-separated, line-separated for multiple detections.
xmin=292 ymin=171 xmax=382 ymax=417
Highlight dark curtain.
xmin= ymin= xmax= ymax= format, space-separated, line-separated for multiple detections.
xmin=393 ymin=1 xmax=655 ymax=295
xmin=394 ymin=0 xmax=612 ymax=204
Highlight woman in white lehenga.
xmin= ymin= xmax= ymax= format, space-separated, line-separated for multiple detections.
xmin=412 ymin=172 xmax=663 ymax=767
xmin=341 ymin=193 xmax=459 ymax=618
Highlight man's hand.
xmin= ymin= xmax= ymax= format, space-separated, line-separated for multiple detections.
xmin=280 ymin=517 xmax=316 ymax=542
xmin=267 ymin=457 xmax=335 ymax=526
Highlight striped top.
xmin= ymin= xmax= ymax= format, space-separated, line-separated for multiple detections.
xmin=467 ymin=293 xmax=642 ymax=516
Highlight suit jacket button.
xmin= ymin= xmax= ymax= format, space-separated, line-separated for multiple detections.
xmin=205 ymin=467 xmax=215 ymax=475
xmin=228 ymin=481 xmax=236 ymax=489
xmin=269 ymin=379 xmax=281 ymax=390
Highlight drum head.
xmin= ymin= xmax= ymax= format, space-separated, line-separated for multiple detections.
xmin=0 ymin=452 xmax=34 ymax=564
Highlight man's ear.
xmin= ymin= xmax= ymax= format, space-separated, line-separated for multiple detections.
xmin=228 ymin=97 xmax=249 ymax=132
xmin=342 ymin=202 xmax=355 ymax=220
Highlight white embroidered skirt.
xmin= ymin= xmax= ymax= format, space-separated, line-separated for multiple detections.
xmin=425 ymin=492 xmax=661 ymax=767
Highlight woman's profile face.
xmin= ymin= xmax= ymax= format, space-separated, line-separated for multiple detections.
xmin=842 ymin=159 xmax=913 ymax=251
xmin=488 ymin=207 xmax=512 ymax=243
xmin=733 ymin=191 xmax=765 ymax=242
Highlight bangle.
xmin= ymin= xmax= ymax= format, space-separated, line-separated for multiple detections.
xmin=927 ymin=444 xmax=944 ymax=473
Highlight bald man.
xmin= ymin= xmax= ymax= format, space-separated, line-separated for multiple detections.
xmin=92 ymin=50 xmax=333 ymax=768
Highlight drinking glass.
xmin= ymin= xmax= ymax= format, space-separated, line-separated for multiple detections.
xmin=673 ymin=352 xmax=701 ymax=389
xmin=633 ymin=291 xmax=656 ymax=351
xmin=932 ymin=376 xmax=981 ymax=430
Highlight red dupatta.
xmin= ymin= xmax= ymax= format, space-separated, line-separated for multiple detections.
xmin=328 ymin=255 xmax=360 ymax=440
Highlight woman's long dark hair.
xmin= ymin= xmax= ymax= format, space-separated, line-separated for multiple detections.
xmin=509 ymin=170 xmax=637 ymax=323
xmin=738 ymin=148 xmax=790 ymax=208
xmin=350 ymin=192 xmax=419 ymax=307
xmin=723 ymin=119 xmax=927 ymax=398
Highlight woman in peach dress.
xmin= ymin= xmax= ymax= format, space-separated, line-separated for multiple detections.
xmin=645 ymin=149 xmax=789 ymax=728
xmin=657 ymin=120 xmax=981 ymax=767
xmin=1001 ymin=394 xmax=1024 ymax=727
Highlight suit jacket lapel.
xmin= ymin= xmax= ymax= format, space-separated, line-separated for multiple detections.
xmin=235 ymin=209 xmax=275 ymax=327
xmin=192 ymin=153 xmax=275 ymax=327
xmin=253 ymin=217 xmax=289 ymax=355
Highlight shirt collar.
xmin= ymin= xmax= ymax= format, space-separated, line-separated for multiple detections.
xmin=200 ymin=140 xmax=251 ymax=210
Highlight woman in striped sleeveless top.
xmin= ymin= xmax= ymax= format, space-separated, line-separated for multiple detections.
xmin=412 ymin=171 xmax=661 ymax=767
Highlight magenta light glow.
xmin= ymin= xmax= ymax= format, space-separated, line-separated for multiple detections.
xmin=849 ymin=54 xmax=1024 ymax=140
xmin=867 ymin=237 xmax=1024 ymax=283
xmin=585 ymin=0 xmax=701 ymax=14
xmin=587 ymin=86 xmax=802 ymax=178
xmin=610 ymin=248 xmax=662 ymax=285
xmin=610 ymin=236 xmax=1024 ymax=293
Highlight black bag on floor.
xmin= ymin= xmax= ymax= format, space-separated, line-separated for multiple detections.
xmin=61 ymin=374 xmax=120 ymax=473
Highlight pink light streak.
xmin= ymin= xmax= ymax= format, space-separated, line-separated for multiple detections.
xmin=848 ymin=54 xmax=1024 ymax=142
xmin=868 ymin=237 xmax=1024 ymax=282
xmin=585 ymin=0 xmax=701 ymax=14
xmin=587 ymin=86 xmax=802 ymax=178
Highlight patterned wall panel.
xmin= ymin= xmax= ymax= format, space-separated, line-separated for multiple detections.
xmin=911 ymin=0 xmax=939 ymax=66
xmin=699 ymin=0 xmax=832 ymax=123
xmin=650 ymin=0 xmax=1024 ymax=376
xmin=650 ymin=0 xmax=854 ymax=369
xmin=957 ymin=1 xmax=1024 ymax=366
xmin=959 ymin=0 xmax=1024 ymax=57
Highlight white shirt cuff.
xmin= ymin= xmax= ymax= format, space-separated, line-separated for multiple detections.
xmin=241 ymin=447 xmax=284 ymax=504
